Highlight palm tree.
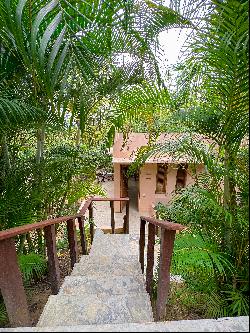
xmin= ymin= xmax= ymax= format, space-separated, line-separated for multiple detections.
xmin=132 ymin=0 xmax=249 ymax=317
xmin=0 ymin=0 xmax=191 ymax=229
xmin=174 ymin=0 xmax=249 ymax=250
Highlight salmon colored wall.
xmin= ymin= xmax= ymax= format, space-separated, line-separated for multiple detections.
xmin=138 ymin=164 xmax=157 ymax=214
xmin=138 ymin=163 xmax=205 ymax=215
xmin=113 ymin=161 xmax=205 ymax=215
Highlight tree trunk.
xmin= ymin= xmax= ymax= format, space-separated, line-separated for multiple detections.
xmin=1 ymin=134 xmax=11 ymax=182
xmin=223 ymin=148 xmax=236 ymax=254
xmin=36 ymin=128 xmax=45 ymax=164
xmin=36 ymin=127 xmax=46 ymax=254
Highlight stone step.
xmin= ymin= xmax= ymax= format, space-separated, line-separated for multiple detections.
xmin=59 ymin=275 xmax=147 ymax=296
xmin=71 ymin=255 xmax=142 ymax=277
xmin=37 ymin=293 xmax=153 ymax=327
xmin=1 ymin=316 xmax=249 ymax=331
xmin=78 ymin=253 xmax=139 ymax=266
xmin=100 ymin=226 xmax=125 ymax=234
xmin=89 ymin=233 xmax=138 ymax=257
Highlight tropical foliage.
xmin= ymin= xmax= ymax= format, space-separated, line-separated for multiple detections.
xmin=0 ymin=0 xmax=248 ymax=324
xmin=148 ymin=0 xmax=249 ymax=318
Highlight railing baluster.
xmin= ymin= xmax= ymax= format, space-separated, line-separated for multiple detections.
xmin=156 ymin=229 xmax=177 ymax=321
xmin=67 ymin=219 xmax=79 ymax=269
xmin=0 ymin=238 xmax=30 ymax=327
xmin=123 ymin=215 xmax=127 ymax=234
xmin=44 ymin=225 xmax=60 ymax=294
xmin=146 ymin=223 xmax=155 ymax=298
xmin=88 ymin=203 xmax=94 ymax=243
xmin=78 ymin=216 xmax=87 ymax=255
xmin=139 ymin=218 xmax=146 ymax=273
xmin=155 ymin=226 xmax=159 ymax=236
xmin=125 ymin=201 xmax=129 ymax=234
xmin=110 ymin=201 xmax=115 ymax=234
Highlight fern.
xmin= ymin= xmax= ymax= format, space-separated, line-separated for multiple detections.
xmin=18 ymin=253 xmax=47 ymax=284
xmin=0 ymin=301 xmax=8 ymax=325
xmin=223 ymin=289 xmax=249 ymax=316
xmin=204 ymin=292 xmax=229 ymax=319
xmin=172 ymin=230 xmax=234 ymax=280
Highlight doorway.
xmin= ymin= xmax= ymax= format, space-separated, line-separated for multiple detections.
xmin=120 ymin=165 xmax=139 ymax=211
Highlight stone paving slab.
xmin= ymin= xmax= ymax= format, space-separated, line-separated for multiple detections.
xmin=59 ymin=275 xmax=147 ymax=296
xmin=2 ymin=317 xmax=249 ymax=332
xmin=37 ymin=294 xmax=153 ymax=327
xmin=89 ymin=233 xmax=138 ymax=257
xmin=71 ymin=257 xmax=142 ymax=277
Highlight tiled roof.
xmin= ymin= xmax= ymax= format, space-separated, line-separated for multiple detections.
xmin=112 ymin=132 xmax=213 ymax=164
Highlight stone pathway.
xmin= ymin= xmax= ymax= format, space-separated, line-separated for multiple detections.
xmin=0 ymin=228 xmax=248 ymax=332
xmin=0 ymin=182 xmax=249 ymax=332
xmin=88 ymin=179 xmax=161 ymax=266
xmin=37 ymin=230 xmax=153 ymax=327
xmin=90 ymin=179 xmax=142 ymax=235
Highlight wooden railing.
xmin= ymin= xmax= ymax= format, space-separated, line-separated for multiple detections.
xmin=0 ymin=197 xmax=129 ymax=327
xmin=139 ymin=216 xmax=186 ymax=321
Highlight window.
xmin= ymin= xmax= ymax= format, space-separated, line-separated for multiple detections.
xmin=156 ymin=164 xmax=168 ymax=193
xmin=176 ymin=164 xmax=187 ymax=189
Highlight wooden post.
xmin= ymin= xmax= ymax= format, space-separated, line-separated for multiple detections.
xmin=67 ymin=219 xmax=79 ymax=269
xmin=139 ymin=218 xmax=146 ymax=273
xmin=78 ymin=216 xmax=87 ymax=255
xmin=0 ymin=238 xmax=31 ymax=327
xmin=88 ymin=203 xmax=94 ymax=243
xmin=110 ymin=201 xmax=115 ymax=234
xmin=146 ymin=223 xmax=155 ymax=298
xmin=156 ymin=229 xmax=176 ymax=321
xmin=44 ymin=225 xmax=60 ymax=294
xmin=125 ymin=201 xmax=129 ymax=234
xmin=155 ymin=226 xmax=159 ymax=236
xmin=123 ymin=215 xmax=127 ymax=234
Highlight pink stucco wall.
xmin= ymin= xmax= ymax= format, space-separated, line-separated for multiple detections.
xmin=138 ymin=164 xmax=157 ymax=214
xmin=113 ymin=162 xmax=204 ymax=215
xmin=112 ymin=133 xmax=209 ymax=215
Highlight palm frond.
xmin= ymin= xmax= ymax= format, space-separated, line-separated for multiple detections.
xmin=0 ymin=97 xmax=56 ymax=132
xmin=172 ymin=230 xmax=234 ymax=279
xmin=18 ymin=252 xmax=47 ymax=284
xmin=175 ymin=0 xmax=249 ymax=152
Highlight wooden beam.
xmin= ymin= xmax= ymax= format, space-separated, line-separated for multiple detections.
xmin=156 ymin=229 xmax=176 ymax=321
xmin=44 ymin=225 xmax=60 ymax=294
xmin=0 ymin=238 xmax=30 ymax=327
xmin=146 ymin=223 xmax=155 ymax=298
xmin=139 ymin=218 xmax=146 ymax=273
xmin=67 ymin=219 xmax=79 ymax=269
xmin=77 ymin=216 xmax=87 ymax=255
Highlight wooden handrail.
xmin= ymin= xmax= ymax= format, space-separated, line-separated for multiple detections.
xmin=0 ymin=214 xmax=81 ymax=241
xmin=139 ymin=216 xmax=186 ymax=321
xmin=140 ymin=216 xmax=186 ymax=231
xmin=0 ymin=197 xmax=130 ymax=241
xmin=92 ymin=197 xmax=130 ymax=202
xmin=0 ymin=196 xmax=129 ymax=327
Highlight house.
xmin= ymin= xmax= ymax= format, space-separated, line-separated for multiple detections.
xmin=112 ymin=132 xmax=211 ymax=215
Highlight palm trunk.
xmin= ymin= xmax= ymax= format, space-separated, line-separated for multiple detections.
xmin=36 ymin=127 xmax=45 ymax=164
xmin=36 ymin=127 xmax=46 ymax=254
xmin=223 ymin=149 xmax=236 ymax=254
xmin=1 ymin=135 xmax=11 ymax=180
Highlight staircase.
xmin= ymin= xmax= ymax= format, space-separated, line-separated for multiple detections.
xmin=0 ymin=228 xmax=249 ymax=332
xmin=37 ymin=229 xmax=153 ymax=327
